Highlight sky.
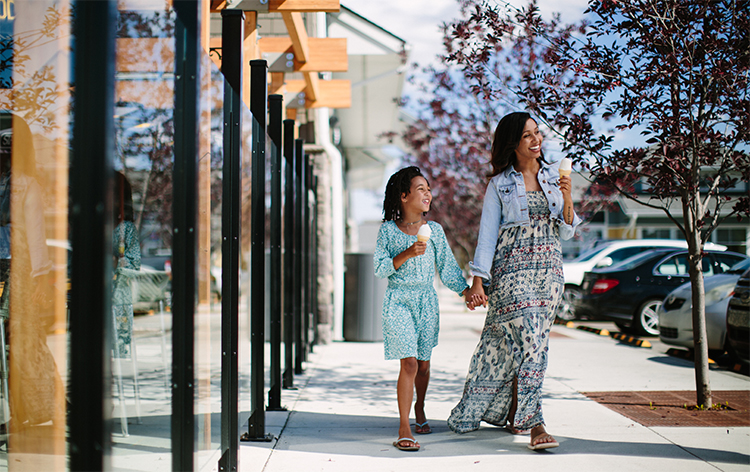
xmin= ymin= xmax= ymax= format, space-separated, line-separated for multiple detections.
xmin=341 ymin=0 xmax=589 ymax=81
xmin=340 ymin=0 xmax=592 ymax=224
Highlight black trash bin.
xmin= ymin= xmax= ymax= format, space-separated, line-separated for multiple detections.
xmin=343 ymin=253 xmax=386 ymax=342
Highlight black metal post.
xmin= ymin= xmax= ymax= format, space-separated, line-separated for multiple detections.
xmin=69 ymin=2 xmax=116 ymax=470
xmin=303 ymin=152 xmax=311 ymax=357
xmin=282 ymin=120 xmax=296 ymax=389
xmin=294 ymin=138 xmax=305 ymax=374
xmin=220 ymin=9 xmax=243 ymax=470
xmin=172 ymin=3 xmax=201 ymax=471
xmin=244 ymin=59 xmax=273 ymax=442
xmin=311 ymin=173 xmax=319 ymax=346
xmin=267 ymin=94 xmax=286 ymax=411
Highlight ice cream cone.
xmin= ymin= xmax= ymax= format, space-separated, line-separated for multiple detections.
xmin=417 ymin=224 xmax=431 ymax=242
xmin=558 ymin=158 xmax=572 ymax=178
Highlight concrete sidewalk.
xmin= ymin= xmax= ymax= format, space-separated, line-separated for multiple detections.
xmin=241 ymin=287 xmax=750 ymax=472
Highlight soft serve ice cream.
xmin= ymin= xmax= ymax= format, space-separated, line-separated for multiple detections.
xmin=558 ymin=158 xmax=572 ymax=177
xmin=417 ymin=224 xmax=431 ymax=242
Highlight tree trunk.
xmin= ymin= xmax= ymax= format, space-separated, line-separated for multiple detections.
xmin=685 ymin=207 xmax=712 ymax=408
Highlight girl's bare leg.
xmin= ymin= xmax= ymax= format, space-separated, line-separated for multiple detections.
xmin=414 ymin=360 xmax=430 ymax=432
xmin=397 ymin=357 xmax=418 ymax=443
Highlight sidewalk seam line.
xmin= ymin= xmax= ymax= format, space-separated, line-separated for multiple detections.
xmin=649 ymin=428 xmax=724 ymax=471
xmin=261 ymin=351 xmax=321 ymax=471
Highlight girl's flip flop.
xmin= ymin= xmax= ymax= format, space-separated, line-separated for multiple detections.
xmin=393 ymin=437 xmax=420 ymax=451
xmin=415 ymin=422 xmax=432 ymax=434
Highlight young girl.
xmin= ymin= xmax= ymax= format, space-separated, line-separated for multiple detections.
xmin=373 ymin=166 xmax=471 ymax=452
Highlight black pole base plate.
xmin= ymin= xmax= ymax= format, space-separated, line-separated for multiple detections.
xmin=240 ymin=432 xmax=274 ymax=442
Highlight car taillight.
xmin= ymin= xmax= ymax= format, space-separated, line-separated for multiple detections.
xmin=591 ymin=278 xmax=619 ymax=294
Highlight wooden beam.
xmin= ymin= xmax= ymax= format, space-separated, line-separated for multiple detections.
xmin=202 ymin=0 xmax=211 ymax=56
xmin=303 ymin=72 xmax=320 ymax=102
xmin=208 ymin=37 xmax=222 ymax=70
xmin=270 ymin=72 xmax=286 ymax=94
xmin=270 ymin=0 xmax=339 ymax=12
xmin=210 ymin=0 xmax=339 ymax=12
xmin=259 ymin=37 xmax=347 ymax=72
xmin=243 ymin=12 xmax=258 ymax=106
xmin=281 ymin=12 xmax=310 ymax=64
xmin=245 ymin=12 xmax=259 ymax=60
xmin=284 ymin=79 xmax=350 ymax=108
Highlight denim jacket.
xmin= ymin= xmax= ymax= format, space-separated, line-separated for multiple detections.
xmin=468 ymin=160 xmax=582 ymax=281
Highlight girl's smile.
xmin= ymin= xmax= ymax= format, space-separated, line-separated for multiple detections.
xmin=401 ymin=176 xmax=432 ymax=214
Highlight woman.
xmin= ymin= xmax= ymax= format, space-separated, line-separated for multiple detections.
xmin=112 ymin=171 xmax=140 ymax=359
xmin=447 ymin=112 xmax=580 ymax=450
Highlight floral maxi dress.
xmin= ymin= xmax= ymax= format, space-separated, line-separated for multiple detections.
xmin=448 ymin=191 xmax=564 ymax=433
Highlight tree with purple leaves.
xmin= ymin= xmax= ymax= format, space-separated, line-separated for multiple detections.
xmin=395 ymin=0 xmax=582 ymax=268
xmin=418 ymin=0 xmax=750 ymax=408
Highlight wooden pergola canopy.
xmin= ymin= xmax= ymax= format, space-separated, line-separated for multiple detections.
xmin=211 ymin=0 xmax=341 ymax=13
xmin=209 ymin=0 xmax=351 ymax=111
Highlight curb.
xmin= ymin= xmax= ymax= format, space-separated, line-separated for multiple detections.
xmin=553 ymin=318 xmax=575 ymax=326
xmin=576 ymin=325 xmax=610 ymax=336
xmin=665 ymin=348 xmax=717 ymax=365
xmin=611 ymin=332 xmax=652 ymax=348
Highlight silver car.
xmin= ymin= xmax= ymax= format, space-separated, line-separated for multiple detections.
xmin=658 ymin=258 xmax=750 ymax=356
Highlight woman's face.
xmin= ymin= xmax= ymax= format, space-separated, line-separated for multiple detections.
xmin=401 ymin=176 xmax=432 ymax=215
xmin=515 ymin=118 xmax=543 ymax=162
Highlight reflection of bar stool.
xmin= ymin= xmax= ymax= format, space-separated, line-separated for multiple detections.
xmin=112 ymin=307 xmax=141 ymax=437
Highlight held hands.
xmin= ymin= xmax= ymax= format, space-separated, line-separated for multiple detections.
xmin=463 ymin=277 xmax=488 ymax=311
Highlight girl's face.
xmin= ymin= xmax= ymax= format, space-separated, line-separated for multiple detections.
xmin=400 ymin=176 xmax=431 ymax=215
xmin=515 ymin=118 xmax=543 ymax=162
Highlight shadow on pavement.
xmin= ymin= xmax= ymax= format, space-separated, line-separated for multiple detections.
xmin=273 ymin=410 xmax=750 ymax=465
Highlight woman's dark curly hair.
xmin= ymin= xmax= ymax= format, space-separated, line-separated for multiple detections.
xmin=382 ymin=166 xmax=428 ymax=222
xmin=489 ymin=111 xmax=548 ymax=177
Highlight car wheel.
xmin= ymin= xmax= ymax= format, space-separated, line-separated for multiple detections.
xmin=635 ymin=298 xmax=662 ymax=336
xmin=555 ymin=286 xmax=581 ymax=321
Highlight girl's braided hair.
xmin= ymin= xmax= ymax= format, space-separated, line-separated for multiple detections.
xmin=382 ymin=166 xmax=428 ymax=222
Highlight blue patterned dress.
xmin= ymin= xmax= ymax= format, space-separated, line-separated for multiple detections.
xmin=112 ymin=221 xmax=141 ymax=358
xmin=374 ymin=221 xmax=468 ymax=361
xmin=448 ymin=191 xmax=563 ymax=433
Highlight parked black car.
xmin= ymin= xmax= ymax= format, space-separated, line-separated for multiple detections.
xmin=726 ymin=267 xmax=750 ymax=365
xmin=578 ymin=248 xmax=748 ymax=336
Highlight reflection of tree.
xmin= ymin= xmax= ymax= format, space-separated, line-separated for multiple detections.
xmin=118 ymin=10 xmax=175 ymax=38
xmin=115 ymin=10 xmax=178 ymax=253
xmin=0 ymin=6 xmax=72 ymax=134
xmin=114 ymin=103 xmax=174 ymax=251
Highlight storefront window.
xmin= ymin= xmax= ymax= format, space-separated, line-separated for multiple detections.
xmin=112 ymin=3 xmax=176 ymax=470
xmin=0 ymin=2 xmax=71 ymax=471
